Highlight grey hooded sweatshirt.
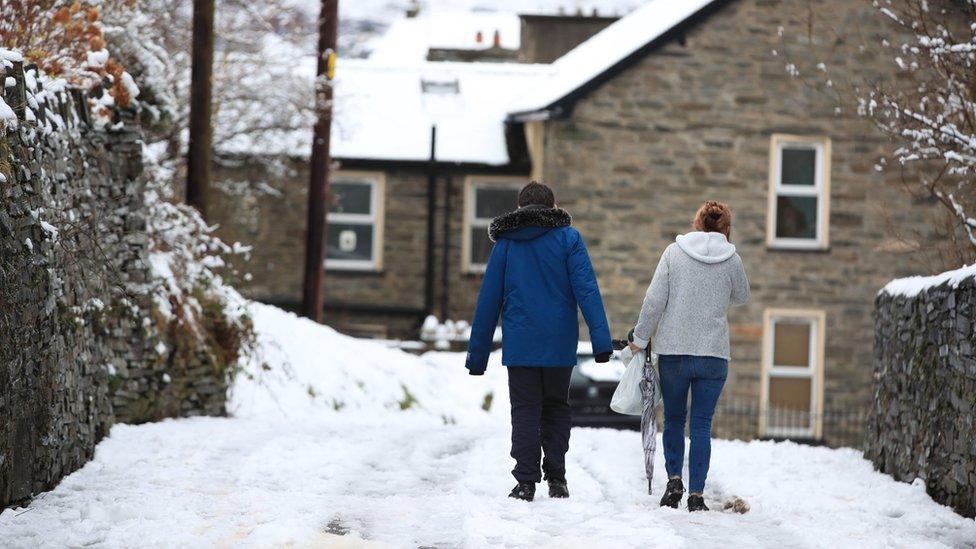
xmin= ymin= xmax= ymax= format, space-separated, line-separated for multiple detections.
xmin=631 ymin=231 xmax=750 ymax=360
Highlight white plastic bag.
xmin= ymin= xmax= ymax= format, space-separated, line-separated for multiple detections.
xmin=610 ymin=349 xmax=644 ymax=415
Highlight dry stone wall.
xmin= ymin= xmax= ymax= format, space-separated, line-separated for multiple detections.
xmin=865 ymin=273 xmax=976 ymax=518
xmin=0 ymin=61 xmax=229 ymax=509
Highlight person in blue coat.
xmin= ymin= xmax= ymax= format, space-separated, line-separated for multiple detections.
xmin=466 ymin=181 xmax=612 ymax=502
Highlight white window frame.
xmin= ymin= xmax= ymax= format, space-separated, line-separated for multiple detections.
xmin=766 ymin=134 xmax=831 ymax=250
xmin=462 ymin=176 xmax=522 ymax=274
xmin=759 ymin=308 xmax=826 ymax=440
xmin=326 ymin=171 xmax=385 ymax=272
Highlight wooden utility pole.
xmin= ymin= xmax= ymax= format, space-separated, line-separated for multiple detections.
xmin=301 ymin=0 xmax=339 ymax=322
xmin=186 ymin=0 xmax=215 ymax=217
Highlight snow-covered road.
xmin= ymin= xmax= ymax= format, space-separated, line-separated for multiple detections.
xmin=2 ymin=304 xmax=974 ymax=548
xmin=3 ymin=414 xmax=975 ymax=548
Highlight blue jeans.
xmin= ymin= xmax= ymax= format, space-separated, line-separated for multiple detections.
xmin=658 ymin=354 xmax=728 ymax=494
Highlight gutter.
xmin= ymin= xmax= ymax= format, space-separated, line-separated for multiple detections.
xmin=506 ymin=107 xmax=559 ymax=123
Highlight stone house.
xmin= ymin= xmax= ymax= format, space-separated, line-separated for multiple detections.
xmin=211 ymin=0 xmax=945 ymax=444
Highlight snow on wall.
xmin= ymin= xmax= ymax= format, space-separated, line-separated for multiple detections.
xmin=0 ymin=97 xmax=15 ymax=131
xmin=880 ymin=263 xmax=976 ymax=298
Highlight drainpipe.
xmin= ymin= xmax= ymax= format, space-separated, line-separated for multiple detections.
xmin=424 ymin=126 xmax=437 ymax=317
xmin=440 ymin=174 xmax=453 ymax=320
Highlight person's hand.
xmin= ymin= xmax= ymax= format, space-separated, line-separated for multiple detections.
xmin=628 ymin=342 xmax=642 ymax=353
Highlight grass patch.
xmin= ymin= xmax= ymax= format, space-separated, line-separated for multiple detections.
xmin=399 ymin=384 xmax=418 ymax=410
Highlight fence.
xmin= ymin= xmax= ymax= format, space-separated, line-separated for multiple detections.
xmin=708 ymin=400 xmax=868 ymax=449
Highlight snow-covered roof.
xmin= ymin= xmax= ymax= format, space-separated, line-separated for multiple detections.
xmin=333 ymin=60 xmax=551 ymax=164
xmin=369 ymin=11 xmax=522 ymax=64
xmin=218 ymin=0 xmax=713 ymax=164
xmin=216 ymin=57 xmax=554 ymax=165
xmin=508 ymin=0 xmax=722 ymax=118
xmin=880 ymin=263 xmax=976 ymax=298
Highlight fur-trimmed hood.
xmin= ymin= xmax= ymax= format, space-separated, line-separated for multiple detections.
xmin=488 ymin=206 xmax=572 ymax=242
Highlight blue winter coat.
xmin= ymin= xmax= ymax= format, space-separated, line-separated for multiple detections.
xmin=465 ymin=206 xmax=613 ymax=374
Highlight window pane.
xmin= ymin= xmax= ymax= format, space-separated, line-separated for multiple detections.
xmin=775 ymin=195 xmax=818 ymax=240
xmin=330 ymin=182 xmax=372 ymax=215
xmin=469 ymin=227 xmax=493 ymax=267
xmin=327 ymin=223 xmax=374 ymax=262
xmin=475 ymin=187 xmax=519 ymax=219
xmin=773 ymin=321 xmax=811 ymax=367
xmin=768 ymin=377 xmax=812 ymax=430
xmin=781 ymin=148 xmax=816 ymax=186
xmin=769 ymin=376 xmax=812 ymax=409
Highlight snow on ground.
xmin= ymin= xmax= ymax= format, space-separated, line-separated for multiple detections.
xmin=230 ymin=304 xmax=510 ymax=423
xmin=2 ymin=303 xmax=975 ymax=548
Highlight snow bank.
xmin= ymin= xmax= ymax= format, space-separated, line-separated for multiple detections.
xmin=230 ymin=303 xmax=510 ymax=423
xmin=880 ymin=263 xmax=976 ymax=297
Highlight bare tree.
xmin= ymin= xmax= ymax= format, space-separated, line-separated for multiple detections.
xmin=856 ymin=1 xmax=976 ymax=263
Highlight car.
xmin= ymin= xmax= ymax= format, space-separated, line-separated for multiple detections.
xmin=569 ymin=342 xmax=642 ymax=430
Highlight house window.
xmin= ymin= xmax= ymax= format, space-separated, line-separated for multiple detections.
xmin=463 ymin=178 xmax=521 ymax=273
xmin=326 ymin=172 xmax=385 ymax=271
xmin=766 ymin=135 xmax=831 ymax=249
xmin=759 ymin=309 xmax=826 ymax=439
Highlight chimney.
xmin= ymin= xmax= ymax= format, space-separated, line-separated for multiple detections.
xmin=493 ymin=29 xmax=501 ymax=48
xmin=475 ymin=30 xmax=483 ymax=44
xmin=517 ymin=11 xmax=620 ymax=63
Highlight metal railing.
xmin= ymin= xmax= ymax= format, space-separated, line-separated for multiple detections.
xmin=662 ymin=400 xmax=870 ymax=450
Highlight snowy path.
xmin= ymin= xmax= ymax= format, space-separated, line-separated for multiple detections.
xmin=2 ymin=304 xmax=974 ymax=548
xmin=2 ymin=414 xmax=975 ymax=548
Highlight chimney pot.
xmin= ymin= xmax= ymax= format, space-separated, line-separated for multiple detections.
xmin=475 ymin=30 xmax=483 ymax=44
xmin=493 ymin=29 xmax=501 ymax=48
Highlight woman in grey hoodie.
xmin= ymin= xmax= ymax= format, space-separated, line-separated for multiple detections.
xmin=629 ymin=201 xmax=750 ymax=512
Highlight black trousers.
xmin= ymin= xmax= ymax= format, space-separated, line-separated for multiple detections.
xmin=507 ymin=366 xmax=574 ymax=483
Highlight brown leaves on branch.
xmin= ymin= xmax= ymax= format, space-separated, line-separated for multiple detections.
xmin=0 ymin=0 xmax=136 ymax=107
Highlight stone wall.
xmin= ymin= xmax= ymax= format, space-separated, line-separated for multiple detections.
xmin=0 ymin=62 xmax=230 ymax=508
xmin=865 ymin=274 xmax=976 ymax=518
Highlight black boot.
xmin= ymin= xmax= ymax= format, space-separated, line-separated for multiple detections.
xmin=547 ymin=478 xmax=569 ymax=498
xmin=509 ymin=482 xmax=535 ymax=501
xmin=687 ymin=494 xmax=709 ymax=512
xmin=659 ymin=478 xmax=685 ymax=508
